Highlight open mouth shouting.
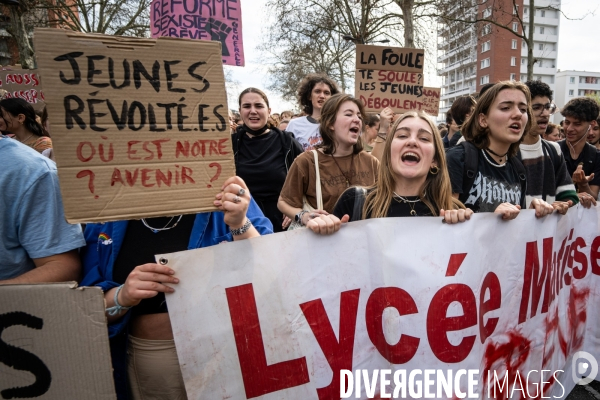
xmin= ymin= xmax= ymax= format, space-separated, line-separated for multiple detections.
xmin=401 ymin=151 xmax=421 ymax=165
xmin=247 ymin=115 xmax=262 ymax=125
xmin=536 ymin=118 xmax=548 ymax=131
xmin=508 ymin=122 xmax=522 ymax=134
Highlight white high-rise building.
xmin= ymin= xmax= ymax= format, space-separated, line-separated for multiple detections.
xmin=555 ymin=70 xmax=600 ymax=111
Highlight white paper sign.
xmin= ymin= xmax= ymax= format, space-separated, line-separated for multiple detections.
xmin=161 ymin=207 xmax=600 ymax=399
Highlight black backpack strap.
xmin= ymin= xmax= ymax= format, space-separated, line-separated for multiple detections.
xmin=352 ymin=187 xmax=367 ymax=221
xmin=507 ymin=154 xmax=527 ymax=207
xmin=460 ymin=141 xmax=479 ymax=203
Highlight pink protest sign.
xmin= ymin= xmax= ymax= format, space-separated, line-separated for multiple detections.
xmin=150 ymin=0 xmax=245 ymax=67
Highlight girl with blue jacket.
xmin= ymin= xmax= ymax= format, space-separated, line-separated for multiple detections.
xmin=81 ymin=176 xmax=272 ymax=399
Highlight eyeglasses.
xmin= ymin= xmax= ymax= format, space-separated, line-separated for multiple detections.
xmin=531 ymin=103 xmax=557 ymax=115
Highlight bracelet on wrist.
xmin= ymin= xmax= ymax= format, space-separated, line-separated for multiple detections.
xmin=295 ymin=210 xmax=308 ymax=226
xmin=106 ymin=284 xmax=132 ymax=316
xmin=231 ymin=218 xmax=252 ymax=235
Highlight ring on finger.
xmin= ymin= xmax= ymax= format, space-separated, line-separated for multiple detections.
xmin=238 ymin=188 xmax=246 ymax=196
xmin=233 ymin=195 xmax=241 ymax=204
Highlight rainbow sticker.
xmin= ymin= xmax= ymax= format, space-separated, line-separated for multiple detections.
xmin=98 ymin=233 xmax=112 ymax=246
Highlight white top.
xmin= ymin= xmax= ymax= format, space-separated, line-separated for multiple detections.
xmin=286 ymin=116 xmax=321 ymax=151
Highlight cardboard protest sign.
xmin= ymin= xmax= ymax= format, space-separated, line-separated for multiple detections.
xmin=355 ymin=44 xmax=424 ymax=73
xmin=354 ymin=45 xmax=439 ymax=116
xmin=421 ymin=86 xmax=441 ymax=116
xmin=161 ymin=208 xmax=600 ymax=399
xmin=355 ymin=69 xmax=440 ymax=115
xmin=34 ymin=28 xmax=234 ymax=223
xmin=0 ymin=68 xmax=45 ymax=111
xmin=0 ymin=283 xmax=115 ymax=399
xmin=150 ymin=0 xmax=245 ymax=66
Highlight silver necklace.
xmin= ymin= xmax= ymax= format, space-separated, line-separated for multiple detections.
xmin=393 ymin=192 xmax=421 ymax=216
xmin=481 ymin=149 xmax=506 ymax=168
xmin=141 ymin=215 xmax=183 ymax=233
xmin=393 ymin=192 xmax=421 ymax=202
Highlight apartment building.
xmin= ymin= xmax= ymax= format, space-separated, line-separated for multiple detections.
xmin=437 ymin=0 xmax=561 ymax=121
xmin=555 ymin=70 xmax=600 ymax=111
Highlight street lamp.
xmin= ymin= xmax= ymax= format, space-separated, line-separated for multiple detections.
xmin=343 ymin=35 xmax=390 ymax=45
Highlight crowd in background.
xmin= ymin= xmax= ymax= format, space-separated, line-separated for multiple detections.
xmin=2 ymin=71 xmax=600 ymax=399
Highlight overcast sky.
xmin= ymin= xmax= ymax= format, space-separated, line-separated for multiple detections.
xmin=227 ymin=0 xmax=600 ymax=112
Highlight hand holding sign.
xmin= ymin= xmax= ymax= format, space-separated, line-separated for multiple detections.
xmin=117 ymin=263 xmax=179 ymax=310
xmin=214 ymin=176 xmax=252 ymax=230
xmin=379 ymin=107 xmax=394 ymax=136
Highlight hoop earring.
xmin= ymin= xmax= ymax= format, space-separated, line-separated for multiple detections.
xmin=429 ymin=165 xmax=440 ymax=175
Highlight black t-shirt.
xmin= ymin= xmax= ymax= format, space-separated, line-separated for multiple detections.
xmin=236 ymin=130 xmax=287 ymax=200
xmin=446 ymin=145 xmax=526 ymax=212
xmin=333 ymin=188 xmax=433 ymax=221
xmin=557 ymin=140 xmax=600 ymax=189
xmin=112 ymin=214 xmax=195 ymax=315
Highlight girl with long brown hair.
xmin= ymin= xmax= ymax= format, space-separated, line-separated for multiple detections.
xmin=278 ymin=94 xmax=379 ymax=229
xmin=446 ymin=81 xmax=555 ymax=220
xmin=303 ymin=111 xmax=472 ymax=234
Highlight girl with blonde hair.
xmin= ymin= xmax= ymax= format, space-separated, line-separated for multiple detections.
xmin=304 ymin=111 xmax=472 ymax=234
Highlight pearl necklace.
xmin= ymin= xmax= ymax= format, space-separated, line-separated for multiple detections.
xmin=481 ymin=149 xmax=506 ymax=168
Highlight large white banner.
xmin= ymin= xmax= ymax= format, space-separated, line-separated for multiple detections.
xmin=160 ymin=206 xmax=600 ymax=400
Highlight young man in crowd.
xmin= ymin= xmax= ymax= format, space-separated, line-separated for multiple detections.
xmin=558 ymin=96 xmax=600 ymax=207
xmin=519 ymin=81 xmax=579 ymax=209
xmin=586 ymin=115 xmax=600 ymax=150
xmin=446 ymin=95 xmax=475 ymax=148
xmin=0 ymin=137 xmax=85 ymax=284
xmin=442 ymin=110 xmax=457 ymax=149
xmin=286 ymin=74 xmax=339 ymax=151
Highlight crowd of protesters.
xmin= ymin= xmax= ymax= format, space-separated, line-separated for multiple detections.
xmin=2 ymin=70 xmax=600 ymax=399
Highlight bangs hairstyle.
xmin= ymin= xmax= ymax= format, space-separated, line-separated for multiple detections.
xmin=318 ymin=93 xmax=364 ymax=155
xmin=361 ymin=111 xmax=464 ymax=219
xmin=297 ymin=74 xmax=339 ymax=115
xmin=461 ymin=81 xmax=532 ymax=157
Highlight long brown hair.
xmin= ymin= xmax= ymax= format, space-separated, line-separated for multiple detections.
xmin=318 ymin=93 xmax=364 ymax=155
xmin=461 ymin=81 xmax=532 ymax=157
xmin=361 ymin=111 xmax=463 ymax=218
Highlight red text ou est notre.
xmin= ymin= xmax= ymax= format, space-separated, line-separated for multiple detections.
xmin=75 ymin=137 xmax=230 ymax=189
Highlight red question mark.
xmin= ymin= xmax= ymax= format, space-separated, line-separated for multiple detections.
xmin=207 ymin=162 xmax=222 ymax=188
xmin=76 ymin=170 xmax=99 ymax=199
